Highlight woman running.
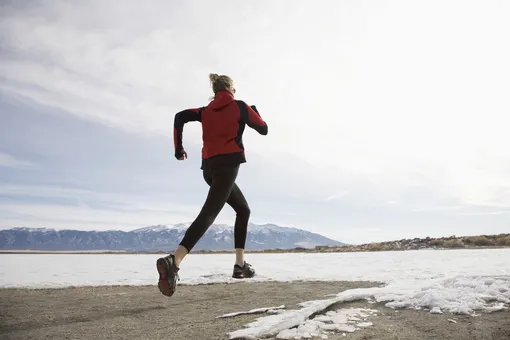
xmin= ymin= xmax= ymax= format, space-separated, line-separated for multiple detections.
xmin=156 ymin=73 xmax=268 ymax=297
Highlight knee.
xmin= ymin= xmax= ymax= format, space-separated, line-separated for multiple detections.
xmin=238 ymin=205 xmax=251 ymax=219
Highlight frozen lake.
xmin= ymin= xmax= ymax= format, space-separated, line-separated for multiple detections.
xmin=1 ymin=248 xmax=509 ymax=288
xmin=2 ymin=249 xmax=509 ymax=339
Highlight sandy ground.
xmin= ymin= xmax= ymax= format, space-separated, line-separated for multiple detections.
xmin=1 ymin=281 xmax=509 ymax=340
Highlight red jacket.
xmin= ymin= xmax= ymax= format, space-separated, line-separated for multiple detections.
xmin=173 ymin=90 xmax=268 ymax=167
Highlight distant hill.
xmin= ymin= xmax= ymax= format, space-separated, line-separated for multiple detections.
xmin=0 ymin=223 xmax=345 ymax=252
xmin=312 ymin=233 xmax=510 ymax=253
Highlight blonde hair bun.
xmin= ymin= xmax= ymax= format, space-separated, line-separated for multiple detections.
xmin=209 ymin=73 xmax=219 ymax=82
xmin=208 ymin=73 xmax=235 ymax=95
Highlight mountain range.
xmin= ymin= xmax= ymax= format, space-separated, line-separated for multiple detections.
xmin=0 ymin=223 xmax=345 ymax=251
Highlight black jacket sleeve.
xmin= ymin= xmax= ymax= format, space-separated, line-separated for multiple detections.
xmin=173 ymin=108 xmax=202 ymax=159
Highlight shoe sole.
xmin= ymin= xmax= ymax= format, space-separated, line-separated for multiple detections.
xmin=156 ymin=257 xmax=175 ymax=297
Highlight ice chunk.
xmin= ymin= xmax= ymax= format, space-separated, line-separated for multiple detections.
xmin=229 ymin=275 xmax=510 ymax=339
xmin=430 ymin=307 xmax=443 ymax=314
xmin=217 ymin=305 xmax=285 ymax=318
xmin=228 ymin=305 xmax=377 ymax=339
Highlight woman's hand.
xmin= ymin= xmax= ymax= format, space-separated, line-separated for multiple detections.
xmin=175 ymin=148 xmax=188 ymax=160
xmin=178 ymin=149 xmax=188 ymax=160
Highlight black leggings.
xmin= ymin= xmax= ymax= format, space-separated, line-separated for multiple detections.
xmin=179 ymin=163 xmax=250 ymax=252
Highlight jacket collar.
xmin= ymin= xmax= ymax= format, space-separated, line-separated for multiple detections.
xmin=209 ymin=90 xmax=235 ymax=110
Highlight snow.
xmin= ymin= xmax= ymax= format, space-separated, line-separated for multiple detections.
xmin=249 ymin=223 xmax=305 ymax=236
xmin=228 ymin=275 xmax=510 ymax=339
xmin=251 ymin=223 xmax=284 ymax=232
xmin=109 ymin=222 xmax=293 ymax=235
xmin=10 ymin=227 xmax=56 ymax=233
xmin=228 ymin=303 xmax=378 ymax=339
xmin=1 ymin=249 xmax=508 ymax=288
xmin=0 ymin=249 xmax=509 ymax=338
xmin=209 ymin=224 xmax=233 ymax=233
xmin=217 ymin=305 xmax=285 ymax=318
xmin=131 ymin=223 xmax=191 ymax=233
xmin=131 ymin=225 xmax=172 ymax=233
xmin=430 ymin=307 xmax=443 ymax=314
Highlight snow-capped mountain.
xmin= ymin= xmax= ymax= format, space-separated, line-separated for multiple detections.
xmin=0 ymin=223 xmax=344 ymax=251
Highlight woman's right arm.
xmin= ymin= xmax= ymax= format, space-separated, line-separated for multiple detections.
xmin=173 ymin=107 xmax=203 ymax=160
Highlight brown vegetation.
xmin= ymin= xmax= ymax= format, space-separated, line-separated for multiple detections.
xmin=495 ymin=235 xmax=510 ymax=246
xmin=443 ymin=239 xmax=465 ymax=248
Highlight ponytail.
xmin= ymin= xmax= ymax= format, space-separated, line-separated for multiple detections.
xmin=209 ymin=73 xmax=234 ymax=96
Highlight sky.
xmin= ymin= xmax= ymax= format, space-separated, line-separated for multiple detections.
xmin=1 ymin=0 xmax=509 ymax=244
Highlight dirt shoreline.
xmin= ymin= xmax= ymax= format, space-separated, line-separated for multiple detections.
xmin=1 ymin=281 xmax=508 ymax=340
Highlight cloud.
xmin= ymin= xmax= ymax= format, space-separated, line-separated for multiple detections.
xmin=0 ymin=0 xmax=271 ymax=136
xmin=0 ymin=153 xmax=35 ymax=169
xmin=0 ymin=184 xmax=193 ymax=213
xmin=411 ymin=206 xmax=465 ymax=213
xmin=454 ymin=210 xmax=510 ymax=216
xmin=1 ymin=1 xmax=510 ymax=243
xmin=0 ymin=181 xmax=219 ymax=232
xmin=324 ymin=191 xmax=349 ymax=202
xmin=0 ymin=202 xmax=189 ymax=231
